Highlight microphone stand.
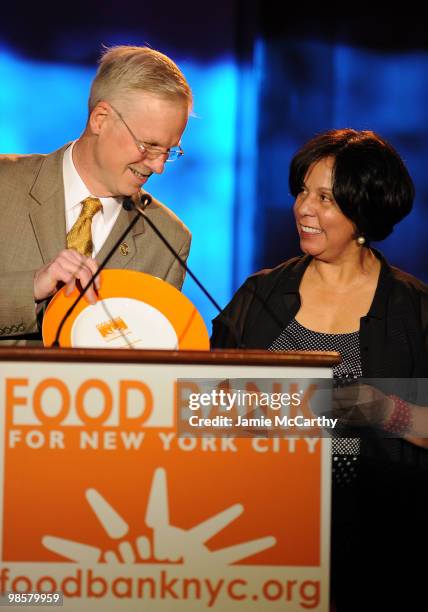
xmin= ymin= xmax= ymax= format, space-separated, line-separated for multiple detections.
xmin=51 ymin=195 xmax=151 ymax=347
xmin=125 ymin=198 xmax=225 ymax=315
xmin=124 ymin=196 xmax=244 ymax=348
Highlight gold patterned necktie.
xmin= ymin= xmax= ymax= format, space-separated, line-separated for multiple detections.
xmin=66 ymin=197 xmax=102 ymax=257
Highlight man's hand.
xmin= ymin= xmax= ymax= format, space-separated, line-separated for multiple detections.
xmin=33 ymin=249 xmax=100 ymax=304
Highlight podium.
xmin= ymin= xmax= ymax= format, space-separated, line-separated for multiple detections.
xmin=0 ymin=347 xmax=339 ymax=611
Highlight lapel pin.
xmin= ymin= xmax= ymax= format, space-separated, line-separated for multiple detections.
xmin=120 ymin=242 xmax=129 ymax=256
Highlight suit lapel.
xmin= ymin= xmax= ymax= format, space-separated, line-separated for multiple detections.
xmin=28 ymin=145 xmax=69 ymax=264
xmin=97 ymin=206 xmax=145 ymax=269
xmin=29 ymin=156 xmax=148 ymax=269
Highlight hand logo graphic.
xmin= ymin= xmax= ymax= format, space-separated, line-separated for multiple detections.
xmin=43 ymin=467 xmax=276 ymax=567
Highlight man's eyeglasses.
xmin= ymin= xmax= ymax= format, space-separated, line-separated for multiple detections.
xmin=109 ymin=103 xmax=184 ymax=162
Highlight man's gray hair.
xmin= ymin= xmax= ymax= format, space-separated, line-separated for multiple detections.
xmin=89 ymin=45 xmax=192 ymax=111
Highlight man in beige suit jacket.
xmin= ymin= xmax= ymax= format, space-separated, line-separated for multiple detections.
xmin=0 ymin=46 xmax=192 ymax=345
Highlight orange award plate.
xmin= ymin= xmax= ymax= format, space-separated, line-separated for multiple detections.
xmin=42 ymin=269 xmax=209 ymax=350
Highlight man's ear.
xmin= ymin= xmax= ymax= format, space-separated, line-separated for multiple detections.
xmin=89 ymin=101 xmax=110 ymax=135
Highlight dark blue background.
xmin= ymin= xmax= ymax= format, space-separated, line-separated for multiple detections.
xmin=1 ymin=8 xmax=427 ymax=330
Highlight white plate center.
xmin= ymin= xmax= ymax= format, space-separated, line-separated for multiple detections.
xmin=71 ymin=297 xmax=178 ymax=349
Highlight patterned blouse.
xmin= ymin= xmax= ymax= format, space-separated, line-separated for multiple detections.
xmin=269 ymin=318 xmax=361 ymax=485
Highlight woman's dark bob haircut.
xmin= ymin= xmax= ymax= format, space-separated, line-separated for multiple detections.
xmin=289 ymin=129 xmax=414 ymax=242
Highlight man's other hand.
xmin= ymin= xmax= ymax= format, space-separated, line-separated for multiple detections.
xmin=33 ymin=249 xmax=100 ymax=304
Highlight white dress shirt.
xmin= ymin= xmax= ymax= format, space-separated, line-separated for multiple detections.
xmin=62 ymin=142 xmax=122 ymax=257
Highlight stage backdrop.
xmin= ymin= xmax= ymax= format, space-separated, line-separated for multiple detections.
xmin=1 ymin=9 xmax=427 ymax=331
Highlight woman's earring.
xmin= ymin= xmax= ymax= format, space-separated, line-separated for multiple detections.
xmin=357 ymin=235 xmax=366 ymax=246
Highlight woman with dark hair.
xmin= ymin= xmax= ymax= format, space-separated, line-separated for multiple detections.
xmin=211 ymin=129 xmax=428 ymax=611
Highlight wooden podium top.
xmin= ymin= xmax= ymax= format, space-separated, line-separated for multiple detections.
xmin=0 ymin=347 xmax=340 ymax=367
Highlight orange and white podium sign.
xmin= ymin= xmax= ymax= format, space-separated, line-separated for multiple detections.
xmin=0 ymin=349 xmax=336 ymax=611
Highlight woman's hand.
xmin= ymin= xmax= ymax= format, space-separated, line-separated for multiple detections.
xmin=332 ymin=384 xmax=428 ymax=449
xmin=332 ymin=383 xmax=394 ymax=428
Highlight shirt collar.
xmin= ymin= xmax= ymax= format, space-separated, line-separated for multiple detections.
xmin=275 ymin=254 xmax=312 ymax=294
xmin=62 ymin=141 xmax=122 ymax=223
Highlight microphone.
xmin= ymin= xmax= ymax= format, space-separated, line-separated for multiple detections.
xmin=51 ymin=196 xmax=149 ymax=347
xmin=123 ymin=195 xmax=244 ymax=348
